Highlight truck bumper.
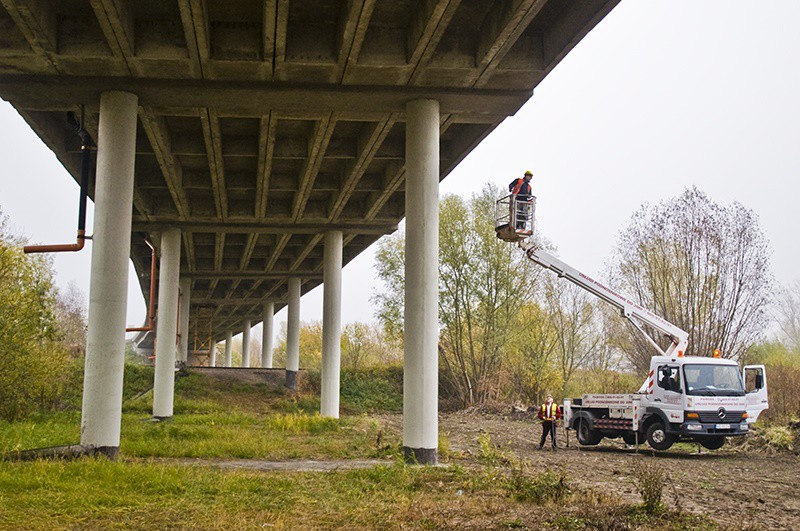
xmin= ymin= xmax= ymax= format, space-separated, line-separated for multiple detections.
xmin=680 ymin=422 xmax=749 ymax=436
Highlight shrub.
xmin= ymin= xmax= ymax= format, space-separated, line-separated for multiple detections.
xmin=506 ymin=465 xmax=570 ymax=504
xmin=631 ymin=459 xmax=665 ymax=514
xmin=0 ymin=231 xmax=72 ymax=420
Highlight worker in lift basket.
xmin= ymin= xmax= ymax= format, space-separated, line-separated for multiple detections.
xmin=537 ymin=394 xmax=562 ymax=450
xmin=508 ymin=170 xmax=533 ymax=231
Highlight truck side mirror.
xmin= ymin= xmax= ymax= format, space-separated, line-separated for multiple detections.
xmin=754 ymin=373 xmax=763 ymax=390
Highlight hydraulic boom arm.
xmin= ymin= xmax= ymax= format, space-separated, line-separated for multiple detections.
xmin=518 ymin=239 xmax=689 ymax=358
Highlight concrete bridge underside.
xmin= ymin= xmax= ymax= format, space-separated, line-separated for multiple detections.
xmin=0 ymin=0 xmax=619 ymax=461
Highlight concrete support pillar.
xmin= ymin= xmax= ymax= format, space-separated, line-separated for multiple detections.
xmin=80 ymin=91 xmax=138 ymax=456
xmin=321 ymin=231 xmax=343 ymax=418
xmin=403 ymin=99 xmax=440 ymax=465
xmin=224 ymin=332 xmax=233 ymax=367
xmin=285 ymin=277 xmax=301 ymax=389
xmin=178 ymin=278 xmax=191 ymax=364
xmin=241 ymin=320 xmax=251 ymax=367
xmin=152 ymin=228 xmax=182 ymax=419
xmin=210 ymin=342 xmax=217 ymax=367
xmin=261 ymin=302 xmax=274 ymax=369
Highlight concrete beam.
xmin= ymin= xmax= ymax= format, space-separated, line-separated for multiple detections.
xmin=255 ymin=112 xmax=277 ymax=219
xmin=131 ymin=220 xmax=398 ymax=235
xmin=200 ymin=108 xmax=229 ymax=220
xmin=292 ymin=113 xmax=337 ymax=220
xmin=473 ymin=0 xmax=547 ymax=87
xmin=406 ymin=0 xmax=461 ymax=85
xmin=0 ymin=77 xmax=532 ymax=117
xmin=328 ymin=115 xmax=398 ymax=220
xmin=138 ymin=108 xmax=190 ymax=219
xmin=183 ymin=272 xmax=320 ymax=281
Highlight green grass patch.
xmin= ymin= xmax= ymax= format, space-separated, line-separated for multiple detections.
xmin=0 ymin=459 xmax=465 ymax=530
xmin=340 ymin=366 xmax=403 ymax=413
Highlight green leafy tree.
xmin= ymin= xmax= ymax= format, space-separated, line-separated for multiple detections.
xmin=374 ymin=184 xmax=551 ymax=406
xmin=0 ymin=212 xmax=71 ymax=420
xmin=273 ymin=320 xmax=323 ymax=370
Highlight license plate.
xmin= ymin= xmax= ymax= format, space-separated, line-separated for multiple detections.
xmin=715 ymin=423 xmax=731 ymax=429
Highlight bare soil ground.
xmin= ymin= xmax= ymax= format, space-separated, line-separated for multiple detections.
xmin=406 ymin=410 xmax=800 ymax=530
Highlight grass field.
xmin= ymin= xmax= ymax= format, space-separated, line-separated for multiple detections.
xmin=0 ymin=365 xmax=721 ymax=530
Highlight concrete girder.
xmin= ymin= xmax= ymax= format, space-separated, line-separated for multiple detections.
xmin=292 ymin=113 xmax=337 ymax=221
xmin=138 ymin=107 xmax=190 ymax=220
xmin=131 ymin=221 xmax=397 ymax=235
xmin=200 ymin=108 xmax=228 ymax=220
xmin=0 ymin=77 xmax=532 ymax=117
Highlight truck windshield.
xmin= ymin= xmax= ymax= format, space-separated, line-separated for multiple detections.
xmin=683 ymin=364 xmax=745 ymax=396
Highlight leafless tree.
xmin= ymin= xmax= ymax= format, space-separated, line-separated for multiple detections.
xmin=775 ymin=280 xmax=800 ymax=352
xmin=54 ymin=281 xmax=87 ymax=358
xmin=611 ymin=187 xmax=772 ymax=372
xmin=544 ymin=276 xmax=603 ymax=394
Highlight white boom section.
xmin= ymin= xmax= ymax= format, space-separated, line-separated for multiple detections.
xmin=518 ymin=240 xmax=689 ymax=359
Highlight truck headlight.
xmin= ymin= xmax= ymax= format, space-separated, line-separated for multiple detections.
xmin=686 ymin=424 xmax=703 ymax=431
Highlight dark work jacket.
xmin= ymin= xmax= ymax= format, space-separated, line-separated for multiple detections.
xmin=509 ymin=178 xmax=532 ymax=200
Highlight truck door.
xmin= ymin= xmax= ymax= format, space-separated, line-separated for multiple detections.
xmin=653 ymin=364 xmax=683 ymax=423
xmin=743 ymin=364 xmax=768 ymax=423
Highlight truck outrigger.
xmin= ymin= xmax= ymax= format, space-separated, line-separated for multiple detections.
xmin=496 ymin=194 xmax=769 ymax=450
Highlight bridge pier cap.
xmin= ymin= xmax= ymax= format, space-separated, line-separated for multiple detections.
xmin=403 ymin=99 xmax=439 ymax=465
xmin=80 ymin=91 xmax=138 ymax=454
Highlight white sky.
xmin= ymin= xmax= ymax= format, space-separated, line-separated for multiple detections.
xmin=1 ymin=1 xmax=798 ymax=347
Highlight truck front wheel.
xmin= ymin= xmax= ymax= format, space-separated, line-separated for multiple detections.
xmin=576 ymin=419 xmax=601 ymax=446
xmin=645 ymin=422 xmax=674 ymax=451
xmin=699 ymin=436 xmax=725 ymax=450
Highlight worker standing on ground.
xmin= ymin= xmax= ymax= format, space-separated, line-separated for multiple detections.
xmin=538 ymin=394 xmax=561 ymax=450
xmin=508 ymin=170 xmax=533 ymax=230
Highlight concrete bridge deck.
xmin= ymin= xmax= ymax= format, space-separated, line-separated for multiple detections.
xmin=0 ymin=0 xmax=618 ymax=336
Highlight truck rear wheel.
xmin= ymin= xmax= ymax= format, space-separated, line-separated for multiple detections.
xmin=576 ymin=419 xmax=601 ymax=446
xmin=645 ymin=422 xmax=674 ymax=451
xmin=699 ymin=436 xmax=725 ymax=450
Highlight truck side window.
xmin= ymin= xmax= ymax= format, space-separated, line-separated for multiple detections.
xmin=745 ymin=367 xmax=764 ymax=393
xmin=657 ymin=366 xmax=681 ymax=393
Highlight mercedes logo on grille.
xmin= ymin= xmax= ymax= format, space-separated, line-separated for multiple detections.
xmin=717 ymin=407 xmax=727 ymax=419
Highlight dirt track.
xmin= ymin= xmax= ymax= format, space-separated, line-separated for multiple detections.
xmin=382 ymin=411 xmax=800 ymax=530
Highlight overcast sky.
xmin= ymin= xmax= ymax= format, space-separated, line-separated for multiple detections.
xmin=1 ymin=1 xmax=798 ymax=347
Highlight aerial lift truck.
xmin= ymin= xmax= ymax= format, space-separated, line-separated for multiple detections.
xmin=495 ymin=193 xmax=769 ymax=451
